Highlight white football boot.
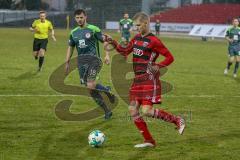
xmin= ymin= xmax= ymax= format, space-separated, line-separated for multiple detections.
xmin=224 ymin=68 xmax=228 ymax=75
xmin=176 ymin=117 xmax=186 ymax=135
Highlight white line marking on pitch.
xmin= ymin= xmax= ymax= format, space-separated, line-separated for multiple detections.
xmin=0 ymin=95 xmax=240 ymax=98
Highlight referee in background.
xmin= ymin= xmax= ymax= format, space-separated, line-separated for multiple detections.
xmin=29 ymin=11 xmax=56 ymax=71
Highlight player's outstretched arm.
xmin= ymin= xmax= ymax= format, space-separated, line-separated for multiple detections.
xmin=116 ymin=41 xmax=133 ymax=56
xmin=103 ymin=42 xmax=110 ymax=65
xmin=104 ymin=34 xmax=133 ymax=56
xmin=65 ymin=46 xmax=74 ymax=75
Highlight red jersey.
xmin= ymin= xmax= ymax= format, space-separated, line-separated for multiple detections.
xmin=115 ymin=33 xmax=174 ymax=104
xmin=116 ymin=33 xmax=173 ymax=74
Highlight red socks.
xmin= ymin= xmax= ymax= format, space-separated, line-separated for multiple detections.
xmin=153 ymin=109 xmax=178 ymax=125
xmin=134 ymin=117 xmax=154 ymax=142
xmin=132 ymin=109 xmax=178 ymax=143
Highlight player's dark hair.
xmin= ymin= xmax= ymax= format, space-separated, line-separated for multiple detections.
xmin=74 ymin=9 xmax=86 ymax=16
xmin=232 ymin=18 xmax=239 ymax=22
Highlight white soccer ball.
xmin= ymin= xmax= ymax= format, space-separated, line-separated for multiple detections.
xmin=88 ymin=130 xmax=105 ymax=147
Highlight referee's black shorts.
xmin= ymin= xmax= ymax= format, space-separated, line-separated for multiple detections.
xmin=33 ymin=38 xmax=48 ymax=51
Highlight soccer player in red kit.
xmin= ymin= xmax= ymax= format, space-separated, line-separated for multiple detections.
xmin=107 ymin=12 xmax=185 ymax=148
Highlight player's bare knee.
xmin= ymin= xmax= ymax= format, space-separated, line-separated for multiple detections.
xmin=130 ymin=101 xmax=137 ymax=107
xmin=33 ymin=52 xmax=38 ymax=57
xmin=87 ymin=81 xmax=96 ymax=90
xmin=87 ymin=84 xmax=95 ymax=90
xmin=229 ymin=56 xmax=235 ymax=62
xmin=128 ymin=105 xmax=138 ymax=117
xmin=128 ymin=105 xmax=137 ymax=112
xmin=39 ymin=49 xmax=45 ymax=57
xmin=236 ymin=56 xmax=240 ymax=62
xmin=141 ymin=106 xmax=152 ymax=116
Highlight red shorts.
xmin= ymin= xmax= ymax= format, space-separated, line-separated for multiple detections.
xmin=136 ymin=99 xmax=154 ymax=106
xmin=129 ymin=73 xmax=161 ymax=106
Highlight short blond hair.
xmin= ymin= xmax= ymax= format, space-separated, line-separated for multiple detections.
xmin=39 ymin=10 xmax=46 ymax=15
xmin=132 ymin=12 xmax=149 ymax=23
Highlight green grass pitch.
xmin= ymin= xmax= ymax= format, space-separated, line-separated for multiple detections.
xmin=0 ymin=28 xmax=239 ymax=160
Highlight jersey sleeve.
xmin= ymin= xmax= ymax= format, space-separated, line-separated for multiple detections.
xmin=32 ymin=20 xmax=37 ymax=28
xmin=119 ymin=20 xmax=123 ymax=30
xmin=152 ymin=38 xmax=174 ymax=67
xmin=119 ymin=20 xmax=123 ymax=26
xmin=89 ymin=25 xmax=104 ymax=43
xmin=94 ymin=30 xmax=104 ymax=43
xmin=48 ymin=21 xmax=53 ymax=30
xmin=129 ymin=19 xmax=133 ymax=27
xmin=68 ymin=34 xmax=75 ymax=47
xmin=115 ymin=37 xmax=135 ymax=56
xmin=225 ymin=28 xmax=231 ymax=37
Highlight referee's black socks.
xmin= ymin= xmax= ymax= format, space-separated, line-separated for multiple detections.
xmin=39 ymin=56 xmax=45 ymax=69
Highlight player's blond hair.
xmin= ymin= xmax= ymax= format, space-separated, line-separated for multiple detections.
xmin=132 ymin=12 xmax=150 ymax=23
xmin=39 ymin=10 xmax=46 ymax=15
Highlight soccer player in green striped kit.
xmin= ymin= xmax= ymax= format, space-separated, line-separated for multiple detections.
xmin=119 ymin=13 xmax=133 ymax=60
xmin=65 ymin=9 xmax=114 ymax=119
xmin=224 ymin=18 xmax=240 ymax=78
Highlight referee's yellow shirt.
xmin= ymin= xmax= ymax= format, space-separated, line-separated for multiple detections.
xmin=32 ymin=19 xmax=53 ymax=39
